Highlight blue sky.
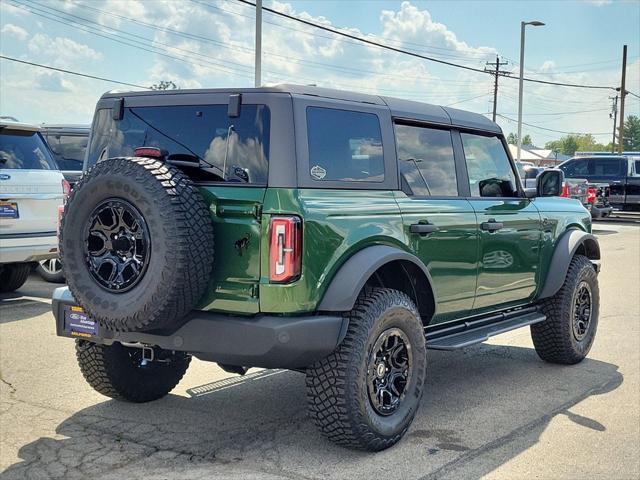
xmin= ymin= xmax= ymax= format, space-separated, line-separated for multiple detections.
xmin=1 ymin=0 xmax=639 ymax=147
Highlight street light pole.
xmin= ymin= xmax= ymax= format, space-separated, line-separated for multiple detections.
xmin=255 ymin=0 xmax=262 ymax=88
xmin=516 ymin=20 xmax=544 ymax=162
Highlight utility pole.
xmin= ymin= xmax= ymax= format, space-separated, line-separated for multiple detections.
xmin=618 ymin=44 xmax=627 ymax=154
xmin=484 ymin=56 xmax=510 ymax=122
xmin=254 ymin=0 xmax=262 ymax=87
xmin=609 ymin=94 xmax=618 ymax=153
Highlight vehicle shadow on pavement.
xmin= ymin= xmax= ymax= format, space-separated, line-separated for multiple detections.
xmin=1 ymin=344 xmax=623 ymax=480
xmin=0 ymin=299 xmax=52 ymax=324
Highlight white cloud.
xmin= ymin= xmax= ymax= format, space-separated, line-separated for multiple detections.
xmin=1 ymin=23 xmax=29 ymax=41
xmin=27 ymin=33 xmax=103 ymax=65
xmin=587 ymin=0 xmax=613 ymax=6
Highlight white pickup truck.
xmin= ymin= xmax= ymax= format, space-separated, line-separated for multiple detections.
xmin=0 ymin=120 xmax=66 ymax=292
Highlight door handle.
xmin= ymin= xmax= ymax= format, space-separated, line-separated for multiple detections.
xmin=481 ymin=218 xmax=504 ymax=232
xmin=410 ymin=223 xmax=439 ymax=235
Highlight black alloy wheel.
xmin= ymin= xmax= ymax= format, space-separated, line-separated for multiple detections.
xmin=84 ymin=198 xmax=151 ymax=293
xmin=367 ymin=328 xmax=413 ymax=416
xmin=572 ymin=281 xmax=592 ymax=341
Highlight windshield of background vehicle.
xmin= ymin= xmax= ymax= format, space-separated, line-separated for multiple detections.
xmin=0 ymin=129 xmax=58 ymax=170
xmin=86 ymin=104 xmax=270 ymax=184
xmin=44 ymin=133 xmax=88 ymax=171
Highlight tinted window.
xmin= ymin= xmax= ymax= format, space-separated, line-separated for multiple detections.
xmin=395 ymin=124 xmax=457 ymax=196
xmin=524 ymin=167 xmax=541 ymax=179
xmin=560 ymin=159 xmax=589 ymax=177
xmin=0 ymin=130 xmax=58 ymax=170
xmin=593 ymin=158 xmax=622 ymax=176
xmin=634 ymin=159 xmax=640 ymax=177
xmin=45 ymin=133 xmax=88 ymax=171
xmin=461 ymin=133 xmax=518 ymax=197
xmin=307 ymin=107 xmax=384 ymax=182
xmin=87 ymin=105 xmax=270 ymax=184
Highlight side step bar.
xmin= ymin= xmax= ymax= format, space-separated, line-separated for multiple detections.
xmin=426 ymin=310 xmax=546 ymax=351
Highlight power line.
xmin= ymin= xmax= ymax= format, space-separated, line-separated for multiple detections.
xmin=206 ymin=0 xmax=496 ymax=61
xmin=496 ymin=113 xmax=610 ymax=135
xmin=496 ymin=108 xmax=611 ymax=116
xmin=13 ymin=0 xmax=255 ymax=79
xmin=0 ymin=55 xmax=149 ymax=89
xmin=16 ymin=0 xmax=488 ymax=100
xmin=446 ymin=92 xmax=491 ymax=107
xmin=236 ymin=0 xmax=616 ymax=91
xmin=68 ymin=0 xmax=486 ymax=85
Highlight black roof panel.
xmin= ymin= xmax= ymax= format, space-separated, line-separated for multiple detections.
xmin=101 ymin=84 xmax=499 ymax=133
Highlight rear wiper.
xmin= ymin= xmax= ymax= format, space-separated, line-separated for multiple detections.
xmin=166 ymin=153 xmax=225 ymax=177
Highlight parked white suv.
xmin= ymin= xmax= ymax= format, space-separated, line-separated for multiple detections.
xmin=0 ymin=120 xmax=65 ymax=292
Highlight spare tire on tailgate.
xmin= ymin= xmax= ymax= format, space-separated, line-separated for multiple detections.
xmin=60 ymin=157 xmax=214 ymax=332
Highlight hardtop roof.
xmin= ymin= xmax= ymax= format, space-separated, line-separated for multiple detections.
xmin=100 ymin=84 xmax=501 ymax=134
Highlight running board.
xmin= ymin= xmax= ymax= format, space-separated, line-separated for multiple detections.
xmin=426 ymin=311 xmax=546 ymax=350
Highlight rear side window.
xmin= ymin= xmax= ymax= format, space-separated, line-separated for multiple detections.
xmin=461 ymin=133 xmax=518 ymax=198
xmin=560 ymin=159 xmax=589 ymax=176
xmin=395 ymin=124 xmax=458 ymax=196
xmin=87 ymin=104 xmax=270 ymax=184
xmin=0 ymin=130 xmax=58 ymax=170
xmin=306 ymin=107 xmax=384 ymax=182
xmin=45 ymin=133 xmax=88 ymax=171
xmin=524 ymin=167 xmax=541 ymax=179
xmin=593 ymin=158 xmax=622 ymax=176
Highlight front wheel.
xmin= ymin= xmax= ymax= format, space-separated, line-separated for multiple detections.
xmin=531 ymin=254 xmax=599 ymax=364
xmin=76 ymin=341 xmax=191 ymax=402
xmin=305 ymin=288 xmax=426 ymax=451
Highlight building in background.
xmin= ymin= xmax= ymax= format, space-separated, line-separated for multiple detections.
xmin=508 ymin=144 xmax=570 ymax=167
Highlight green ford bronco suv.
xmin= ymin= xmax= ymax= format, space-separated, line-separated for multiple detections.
xmin=53 ymin=85 xmax=600 ymax=451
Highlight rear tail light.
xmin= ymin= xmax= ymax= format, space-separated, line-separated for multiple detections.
xmin=269 ymin=216 xmax=302 ymax=283
xmin=560 ymin=182 xmax=570 ymax=198
xmin=134 ymin=147 xmax=166 ymax=159
xmin=587 ymin=186 xmax=597 ymax=204
xmin=57 ymin=205 xmax=64 ymax=236
xmin=62 ymin=179 xmax=71 ymax=203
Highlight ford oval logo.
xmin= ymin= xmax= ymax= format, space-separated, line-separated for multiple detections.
xmin=0 ymin=174 xmax=10 ymax=181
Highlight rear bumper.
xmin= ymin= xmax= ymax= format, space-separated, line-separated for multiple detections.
xmin=52 ymin=287 xmax=347 ymax=369
xmin=591 ymin=205 xmax=613 ymax=218
xmin=0 ymin=233 xmax=58 ymax=263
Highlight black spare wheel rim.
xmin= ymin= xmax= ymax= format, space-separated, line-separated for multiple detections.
xmin=572 ymin=281 xmax=592 ymax=341
xmin=367 ymin=327 xmax=413 ymax=416
xmin=84 ymin=198 xmax=151 ymax=293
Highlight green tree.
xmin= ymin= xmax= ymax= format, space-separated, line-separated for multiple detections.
xmin=151 ymin=80 xmax=178 ymax=90
xmin=544 ymin=134 xmax=608 ymax=156
xmin=506 ymin=133 xmax=533 ymax=146
xmin=623 ymin=115 xmax=640 ymax=150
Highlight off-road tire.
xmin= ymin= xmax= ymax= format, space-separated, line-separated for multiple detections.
xmin=305 ymin=288 xmax=426 ymax=451
xmin=75 ymin=340 xmax=191 ymax=402
xmin=36 ymin=258 xmax=65 ymax=283
xmin=531 ymin=254 xmax=599 ymax=364
xmin=0 ymin=263 xmax=32 ymax=293
xmin=60 ymin=157 xmax=214 ymax=332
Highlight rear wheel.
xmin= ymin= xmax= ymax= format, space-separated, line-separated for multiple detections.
xmin=36 ymin=258 xmax=65 ymax=283
xmin=0 ymin=263 xmax=32 ymax=293
xmin=75 ymin=340 xmax=191 ymax=402
xmin=531 ymin=254 xmax=599 ymax=364
xmin=305 ymin=288 xmax=426 ymax=451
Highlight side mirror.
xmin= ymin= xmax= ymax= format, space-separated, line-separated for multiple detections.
xmin=536 ymin=169 xmax=564 ymax=197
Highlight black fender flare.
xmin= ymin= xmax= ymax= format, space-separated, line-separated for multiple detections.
xmin=317 ymin=245 xmax=435 ymax=312
xmin=538 ymin=230 xmax=600 ymax=299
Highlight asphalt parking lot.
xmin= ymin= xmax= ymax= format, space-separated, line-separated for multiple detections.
xmin=1 ymin=216 xmax=639 ymax=480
